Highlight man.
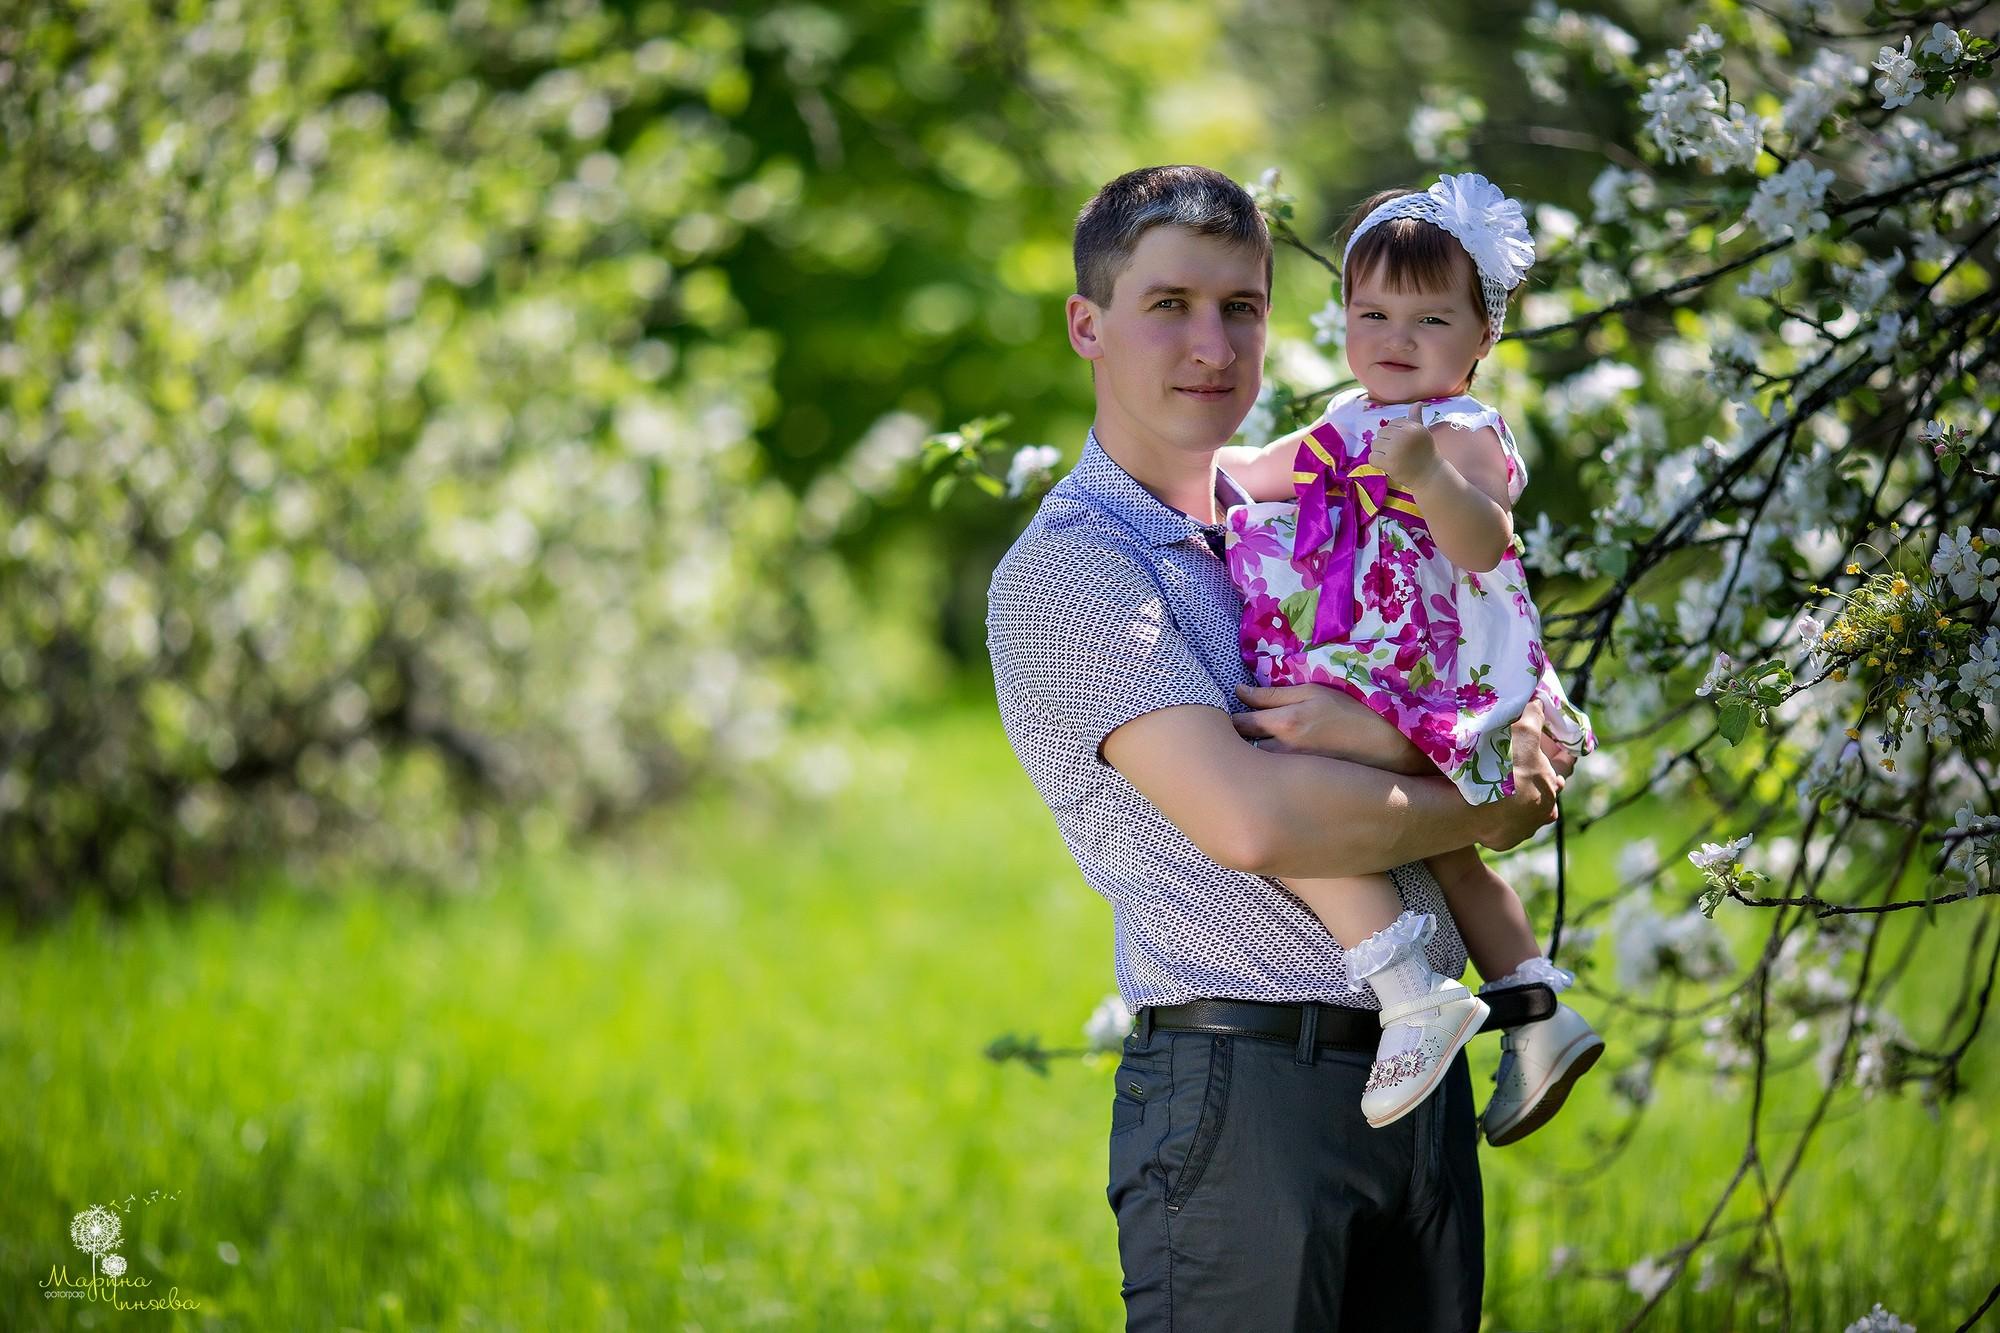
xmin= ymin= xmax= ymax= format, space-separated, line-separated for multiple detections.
xmin=984 ymin=165 xmax=1569 ymax=1330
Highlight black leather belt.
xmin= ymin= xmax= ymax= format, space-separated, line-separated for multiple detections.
xmin=1144 ymin=984 xmax=1555 ymax=1051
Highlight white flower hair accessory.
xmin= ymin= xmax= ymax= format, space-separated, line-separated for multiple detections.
xmin=1342 ymin=172 xmax=1537 ymax=338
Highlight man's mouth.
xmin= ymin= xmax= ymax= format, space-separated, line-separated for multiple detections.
xmin=1176 ymin=385 xmax=1234 ymax=398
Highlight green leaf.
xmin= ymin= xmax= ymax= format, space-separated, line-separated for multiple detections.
xmin=930 ymin=474 xmax=959 ymax=509
xmin=1598 ymin=546 xmax=1629 ymax=580
xmin=1850 ymin=385 xmax=1881 ymax=415
xmin=970 ymin=471 xmax=1005 ymax=498
xmin=1279 ymin=588 xmax=1321 ymax=642
xmin=1943 ymin=454 xmax=1961 ymax=477
xmin=1718 ymin=702 xmax=1751 ymax=745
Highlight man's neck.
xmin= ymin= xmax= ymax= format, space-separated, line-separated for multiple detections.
xmin=1092 ymin=419 xmax=1223 ymax=525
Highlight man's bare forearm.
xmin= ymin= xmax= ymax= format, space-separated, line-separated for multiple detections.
xmin=1239 ymin=750 xmax=1492 ymax=878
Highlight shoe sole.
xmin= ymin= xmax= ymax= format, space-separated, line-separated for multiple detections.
xmin=1364 ymin=997 xmax=1490 ymax=1129
xmin=1483 ymin=1032 xmax=1606 ymax=1147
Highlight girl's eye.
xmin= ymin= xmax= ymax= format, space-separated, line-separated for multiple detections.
xmin=1421 ymin=316 xmax=1448 ymax=325
xmin=1359 ymin=311 xmax=1385 ymax=320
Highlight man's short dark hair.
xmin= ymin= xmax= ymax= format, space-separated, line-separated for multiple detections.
xmin=1073 ymin=165 xmax=1272 ymax=306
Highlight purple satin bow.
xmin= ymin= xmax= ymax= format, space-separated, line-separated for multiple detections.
xmin=1291 ymin=422 xmax=1391 ymax=646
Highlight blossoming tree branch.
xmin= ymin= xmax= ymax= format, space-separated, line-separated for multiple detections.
xmin=956 ymin=3 xmax=1997 ymax=1327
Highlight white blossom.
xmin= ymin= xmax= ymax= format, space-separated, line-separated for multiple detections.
xmin=1933 ymin=527 xmax=2000 ymax=602
xmin=1944 ymin=803 xmax=1997 ymax=887
xmin=1873 ymin=37 xmax=1920 ymax=110
xmin=1004 ymin=445 xmax=1062 ymax=498
xmin=1919 ymin=23 xmax=1964 ymax=64
xmin=1905 ymin=671 xmax=1959 ymax=741
xmin=1833 ymin=251 xmax=1904 ymax=315
xmin=1862 ymin=310 xmax=1907 ymax=360
xmin=1782 ymin=47 xmax=1865 ymax=141
xmin=1611 ymin=894 xmax=1732 ymax=989
xmin=1737 ymin=254 xmax=1795 ymax=298
xmin=1083 ymin=992 xmax=1135 ymax=1051
xmin=1309 ymin=298 xmax=1345 ymax=348
xmin=1746 ymin=160 xmax=1834 ymax=240
xmin=1695 ymin=650 xmax=1735 ymax=698
xmin=1521 ymin=511 xmax=1564 ymax=577
xmin=1844 ymin=1304 xmax=1916 ymax=1333
xmin=1626 ymin=1255 xmax=1675 ymax=1300
xmin=1640 ymin=47 xmax=1765 ymax=173
xmin=1960 ymin=628 xmax=2000 ymax=704
xmin=1588 ymin=166 xmax=1653 ymax=223
xmin=1690 ymin=835 xmax=1752 ymax=869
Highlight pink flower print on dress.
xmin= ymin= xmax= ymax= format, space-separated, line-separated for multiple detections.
xmin=1241 ymin=592 xmax=1302 ymax=664
xmin=1226 ymin=521 xmax=1288 ymax=596
xmin=1363 ymin=545 xmax=1420 ymax=622
xmin=1424 ymin=592 xmax=1463 ymax=678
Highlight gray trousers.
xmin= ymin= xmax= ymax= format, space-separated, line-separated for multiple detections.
xmin=1107 ymin=1019 xmax=1484 ymax=1331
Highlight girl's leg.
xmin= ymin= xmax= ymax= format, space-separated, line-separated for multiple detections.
xmin=1286 ymin=874 xmax=1405 ymax=951
xmin=1424 ymin=845 xmax=1540 ymax=983
xmin=1424 ymin=847 xmax=1603 ymax=1146
xmin=1287 ymin=875 xmax=1488 ymax=1129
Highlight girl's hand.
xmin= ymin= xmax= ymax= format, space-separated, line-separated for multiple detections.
xmin=1370 ymin=404 xmax=1441 ymax=489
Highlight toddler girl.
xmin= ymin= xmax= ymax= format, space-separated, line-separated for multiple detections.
xmin=1221 ymin=174 xmax=1602 ymax=1139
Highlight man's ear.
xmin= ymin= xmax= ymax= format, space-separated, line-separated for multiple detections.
xmin=1067 ymin=294 xmax=1105 ymax=363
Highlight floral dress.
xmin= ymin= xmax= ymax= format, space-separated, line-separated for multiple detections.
xmin=1224 ymin=388 xmax=1595 ymax=803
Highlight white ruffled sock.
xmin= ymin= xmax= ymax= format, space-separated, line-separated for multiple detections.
xmin=1478 ymin=954 xmax=1575 ymax=995
xmin=1349 ymin=911 xmax=1440 ymax=1060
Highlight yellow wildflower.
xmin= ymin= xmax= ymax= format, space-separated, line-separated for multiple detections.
xmin=1831 ymin=668 xmax=1848 ymax=682
xmin=1845 ymin=727 xmax=1860 ymax=740
xmin=1845 ymin=562 xmax=1861 ymax=574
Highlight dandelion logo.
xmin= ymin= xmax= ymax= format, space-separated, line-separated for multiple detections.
xmin=70 ymin=1205 xmax=121 ymax=1279
xmin=102 ymin=1254 xmax=128 ymax=1278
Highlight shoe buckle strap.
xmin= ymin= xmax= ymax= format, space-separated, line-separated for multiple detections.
xmin=1377 ymin=982 xmax=1473 ymax=1027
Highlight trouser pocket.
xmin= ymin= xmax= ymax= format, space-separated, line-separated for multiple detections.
xmin=1164 ymin=1034 xmax=1233 ymax=1213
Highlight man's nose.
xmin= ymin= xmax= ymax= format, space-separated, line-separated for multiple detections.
xmin=1189 ymin=309 xmax=1236 ymax=367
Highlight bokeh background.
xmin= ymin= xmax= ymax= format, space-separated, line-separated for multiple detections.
xmin=3 ymin=0 xmax=1995 ymax=1329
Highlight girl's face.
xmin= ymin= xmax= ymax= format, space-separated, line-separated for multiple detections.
xmin=1344 ymin=254 xmax=1495 ymax=404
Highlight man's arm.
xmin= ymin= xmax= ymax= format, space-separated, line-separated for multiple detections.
xmin=1100 ymin=701 xmax=1563 ymax=880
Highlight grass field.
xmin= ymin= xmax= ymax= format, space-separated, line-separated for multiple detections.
xmin=2 ymin=698 xmax=1995 ymax=1331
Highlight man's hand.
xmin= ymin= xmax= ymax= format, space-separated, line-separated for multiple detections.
xmin=1478 ymin=699 xmax=1570 ymax=851
xmin=1369 ymin=404 xmax=1441 ymax=489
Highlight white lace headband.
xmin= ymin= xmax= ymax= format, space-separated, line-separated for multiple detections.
xmin=1341 ymin=173 xmax=1535 ymax=339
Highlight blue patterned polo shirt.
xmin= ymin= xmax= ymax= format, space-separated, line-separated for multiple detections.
xmin=985 ymin=431 xmax=1468 ymax=1008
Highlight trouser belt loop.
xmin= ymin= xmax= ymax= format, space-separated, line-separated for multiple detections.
xmin=1293 ymin=1003 xmax=1320 ymax=1066
xmin=1137 ymin=1005 xmax=1155 ymax=1042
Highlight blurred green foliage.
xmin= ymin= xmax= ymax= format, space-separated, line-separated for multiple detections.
xmin=0 ymin=0 xmax=1671 ymax=912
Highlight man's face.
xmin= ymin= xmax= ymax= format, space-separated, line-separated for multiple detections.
xmin=1068 ymin=226 xmax=1268 ymax=459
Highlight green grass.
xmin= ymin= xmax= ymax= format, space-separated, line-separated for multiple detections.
xmin=2 ymin=699 xmax=1995 ymax=1331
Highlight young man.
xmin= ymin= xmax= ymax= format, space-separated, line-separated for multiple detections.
xmin=985 ymin=165 xmax=1569 ymax=1330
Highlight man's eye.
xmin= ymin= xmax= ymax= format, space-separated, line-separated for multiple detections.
xmin=1228 ymin=302 xmax=1259 ymax=314
xmin=1153 ymin=299 xmax=1183 ymax=310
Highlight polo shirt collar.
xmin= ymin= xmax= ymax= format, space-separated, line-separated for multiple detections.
xmin=1074 ymin=429 xmax=1250 ymax=549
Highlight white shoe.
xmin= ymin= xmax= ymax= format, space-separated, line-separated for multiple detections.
xmin=1360 ymin=980 xmax=1490 ymax=1128
xmin=1481 ymin=1001 xmax=1605 ymax=1147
